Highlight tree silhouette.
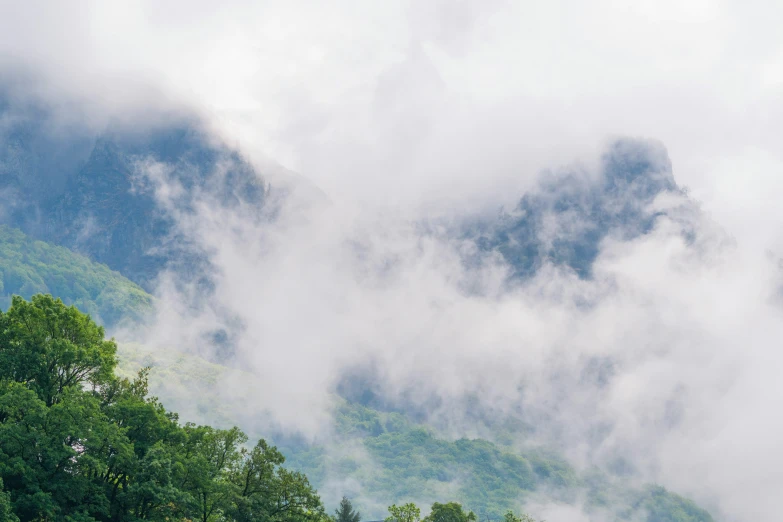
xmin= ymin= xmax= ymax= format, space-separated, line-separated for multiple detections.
xmin=336 ymin=496 xmax=362 ymax=522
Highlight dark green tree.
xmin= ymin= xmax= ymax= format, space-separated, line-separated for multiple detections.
xmin=179 ymin=424 xmax=245 ymax=522
xmin=227 ymin=439 xmax=326 ymax=522
xmin=0 ymin=294 xmax=328 ymax=522
xmin=0 ymin=478 xmax=19 ymax=522
xmin=424 ymin=502 xmax=476 ymax=522
xmin=335 ymin=496 xmax=361 ymax=522
xmin=0 ymin=294 xmax=117 ymax=406
xmin=387 ymin=503 xmax=421 ymax=522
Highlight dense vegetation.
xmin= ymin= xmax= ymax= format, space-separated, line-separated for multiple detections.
xmin=0 ymin=295 xmax=325 ymax=521
xmin=0 ymin=226 xmax=153 ymax=327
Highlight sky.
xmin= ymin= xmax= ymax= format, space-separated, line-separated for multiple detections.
xmin=2 ymin=1 xmax=783 ymax=521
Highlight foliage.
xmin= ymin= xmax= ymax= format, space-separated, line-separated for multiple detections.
xmin=386 ymin=503 xmax=421 ymax=522
xmin=335 ymin=496 xmax=361 ymax=522
xmin=0 ymin=478 xmax=20 ymax=522
xmin=0 ymin=225 xmax=153 ymax=326
xmin=0 ymin=295 xmax=326 ymax=522
xmin=0 ymin=294 xmax=117 ymax=406
xmin=424 ymin=502 xmax=476 ymax=522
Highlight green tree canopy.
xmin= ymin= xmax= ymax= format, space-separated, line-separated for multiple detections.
xmin=386 ymin=503 xmax=421 ymax=522
xmin=424 ymin=502 xmax=476 ymax=522
xmin=0 ymin=294 xmax=327 ymax=522
xmin=0 ymin=294 xmax=117 ymax=406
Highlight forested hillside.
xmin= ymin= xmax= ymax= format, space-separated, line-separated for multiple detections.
xmin=0 ymin=295 xmax=330 ymax=522
xmin=117 ymin=343 xmax=714 ymax=522
xmin=0 ymin=225 xmax=153 ymax=326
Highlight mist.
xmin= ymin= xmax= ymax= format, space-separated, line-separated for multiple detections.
xmin=133 ymin=139 xmax=780 ymax=521
xmin=2 ymin=1 xmax=783 ymax=521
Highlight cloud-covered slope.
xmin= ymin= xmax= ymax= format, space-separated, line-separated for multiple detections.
xmin=117 ymin=342 xmax=715 ymax=522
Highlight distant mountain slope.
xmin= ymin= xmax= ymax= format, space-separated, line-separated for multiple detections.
xmin=475 ymin=139 xmax=695 ymax=279
xmin=0 ymin=225 xmax=152 ymax=326
xmin=117 ymin=343 xmax=714 ymax=522
xmin=50 ymin=125 xmax=268 ymax=288
xmin=0 ymin=90 xmax=268 ymax=289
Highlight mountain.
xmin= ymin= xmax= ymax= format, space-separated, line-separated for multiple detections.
xmin=0 ymin=225 xmax=152 ymax=327
xmin=474 ymin=139 xmax=692 ymax=279
xmin=0 ymin=89 xmax=717 ymax=520
xmin=2 ymin=91 xmax=694 ymax=288
xmin=0 ymin=90 xmax=267 ymax=289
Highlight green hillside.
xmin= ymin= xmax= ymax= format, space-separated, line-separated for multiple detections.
xmin=117 ymin=344 xmax=714 ymax=522
xmin=0 ymin=225 xmax=153 ymax=326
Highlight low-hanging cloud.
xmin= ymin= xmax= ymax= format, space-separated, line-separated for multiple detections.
xmin=130 ymin=141 xmax=779 ymax=522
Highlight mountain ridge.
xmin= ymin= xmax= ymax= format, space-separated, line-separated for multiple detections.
xmin=0 ymin=91 xmax=268 ymax=289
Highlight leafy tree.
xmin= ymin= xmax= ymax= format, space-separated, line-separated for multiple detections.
xmin=180 ymin=424 xmax=245 ymax=522
xmin=387 ymin=503 xmax=421 ymax=522
xmin=123 ymin=443 xmax=187 ymax=521
xmin=228 ymin=439 xmax=326 ymax=522
xmin=335 ymin=496 xmax=361 ymax=522
xmin=0 ymin=294 xmax=327 ymax=522
xmin=0 ymin=294 xmax=117 ymax=406
xmin=424 ymin=502 xmax=476 ymax=522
